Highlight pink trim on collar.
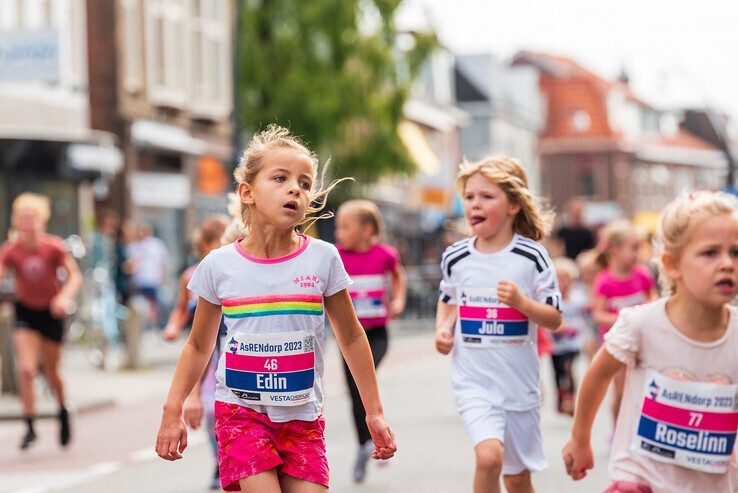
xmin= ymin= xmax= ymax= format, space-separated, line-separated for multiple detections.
xmin=233 ymin=234 xmax=310 ymax=264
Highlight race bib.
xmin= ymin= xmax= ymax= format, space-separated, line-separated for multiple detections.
xmin=349 ymin=274 xmax=387 ymax=319
xmin=224 ymin=331 xmax=316 ymax=407
xmin=632 ymin=370 xmax=738 ymax=473
xmin=457 ymin=287 xmax=530 ymax=348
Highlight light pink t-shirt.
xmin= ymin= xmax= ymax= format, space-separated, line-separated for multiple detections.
xmin=604 ymin=298 xmax=738 ymax=492
xmin=337 ymin=243 xmax=400 ymax=329
xmin=593 ymin=265 xmax=655 ymax=338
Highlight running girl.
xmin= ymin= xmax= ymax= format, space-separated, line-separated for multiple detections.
xmin=435 ymin=156 xmax=562 ymax=493
xmin=155 ymin=125 xmax=396 ymax=492
xmin=162 ymin=215 xmax=229 ymax=489
xmin=563 ymin=191 xmax=738 ymax=492
xmin=592 ymin=220 xmax=657 ymax=426
xmin=0 ymin=193 xmax=83 ymax=449
xmin=334 ymin=199 xmax=407 ymax=482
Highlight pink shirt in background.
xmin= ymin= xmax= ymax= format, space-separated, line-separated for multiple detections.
xmin=337 ymin=243 xmax=400 ymax=330
xmin=593 ymin=264 xmax=655 ymax=339
xmin=604 ymin=299 xmax=738 ymax=493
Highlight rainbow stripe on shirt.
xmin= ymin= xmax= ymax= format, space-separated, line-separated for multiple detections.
xmin=221 ymin=294 xmax=323 ymax=318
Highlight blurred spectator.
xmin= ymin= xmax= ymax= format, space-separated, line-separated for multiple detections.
xmin=115 ymin=219 xmax=137 ymax=305
xmin=128 ymin=222 xmax=168 ymax=328
xmin=554 ymin=199 xmax=595 ymax=260
xmin=90 ymin=209 xmax=119 ymax=273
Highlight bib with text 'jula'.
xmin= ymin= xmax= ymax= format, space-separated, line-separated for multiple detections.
xmin=457 ymin=287 xmax=531 ymax=348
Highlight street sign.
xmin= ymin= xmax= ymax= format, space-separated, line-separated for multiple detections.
xmin=0 ymin=30 xmax=59 ymax=82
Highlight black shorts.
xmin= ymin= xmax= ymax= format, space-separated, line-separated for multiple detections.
xmin=14 ymin=302 xmax=65 ymax=343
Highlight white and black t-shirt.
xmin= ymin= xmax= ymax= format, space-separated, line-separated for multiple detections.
xmin=188 ymin=235 xmax=352 ymax=422
xmin=438 ymin=234 xmax=561 ymax=411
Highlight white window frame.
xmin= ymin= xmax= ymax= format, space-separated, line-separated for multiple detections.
xmin=121 ymin=0 xmax=144 ymax=93
xmin=190 ymin=0 xmax=231 ymax=119
xmin=145 ymin=0 xmax=189 ymax=108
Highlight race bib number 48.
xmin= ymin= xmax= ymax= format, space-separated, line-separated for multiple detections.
xmin=632 ymin=370 xmax=738 ymax=473
xmin=224 ymin=331 xmax=316 ymax=407
xmin=457 ymin=287 xmax=530 ymax=348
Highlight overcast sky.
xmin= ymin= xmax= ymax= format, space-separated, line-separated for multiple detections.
xmin=396 ymin=0 xmax=738 ymax=134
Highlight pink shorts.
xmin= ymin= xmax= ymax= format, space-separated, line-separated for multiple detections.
xmin=214 ymin=401 xmax=329 ymax=491
xmin=604 ymin=481 xmax=652 ymax=493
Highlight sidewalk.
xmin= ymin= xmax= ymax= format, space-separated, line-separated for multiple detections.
xmin=0 ymin=331 xmax=186 ymax=420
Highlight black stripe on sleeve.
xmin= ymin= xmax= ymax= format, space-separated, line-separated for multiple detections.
xmin=515 ymin=239 xmax=550 ymax=270
xmin=440 ymin=294 xmax=451 ymax=303
xmin=446 ymin=250 xmax=471 ymax=277
xmin=511 ymin=247 xmax=543 ymax=273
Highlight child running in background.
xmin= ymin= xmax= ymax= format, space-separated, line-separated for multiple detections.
xmin=575 ymin=249 xmax=601 ymax=362
xmin=155 ymin=125 xmax=396 ymax=493
xmin=592 ymin=220 xmax=657 ymax=427
xmin=435 ymin=156 xmax=562 ymax=493
xmin=0 ymin=193 xmax=83 ymax=450
xmin=563 ymin=191 xmax=738 ymax=493
xmin=549 ymin=257 xmax=587 ymax=416
xmin=334 ymin=199 xmax=407 ymax=483
xmin=162 ymin=215 xmax=229 ymax=489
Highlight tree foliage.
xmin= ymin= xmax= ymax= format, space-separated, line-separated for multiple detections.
xmin=237 ymin=0 xmax=437 ymax=183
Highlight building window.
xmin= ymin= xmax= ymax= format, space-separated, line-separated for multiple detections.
xmin=145 ymin=0 xmax=188 ymax=107
xmin=190 ymin=0 xmax=230 ymax=117
xmin=122 ymin=0 xmax=143 ymax=92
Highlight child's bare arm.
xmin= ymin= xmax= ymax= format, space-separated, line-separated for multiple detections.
xmin=562 ymin=347 xmax=624 ymax=479
xmin=591 ymin=295 xmax=618 ymax=327
xmin=325 ymin=289 xmax=396 ymax=459
xmin=435 ymin=300 xmax=456 ymax=354
xmin=389 ymin=265 xmax=407 ymax=318
xmin=163 ymin=272 xmax=193 ymax=341
xmin=497 ymin=280 xmax=562 ymax=328
xmin=156 ymin=298 xmax=221 ymax=461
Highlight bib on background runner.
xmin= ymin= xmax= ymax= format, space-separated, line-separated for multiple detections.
xmin=632 ymin=369 xmax=738 ymax=473
xmin=349 ymin=274 xmax=388 ymax=319
xmin=224 ymin=330 xmax=316 ymax=407
xmin=457 ymin=287 xmax=531 ymax=348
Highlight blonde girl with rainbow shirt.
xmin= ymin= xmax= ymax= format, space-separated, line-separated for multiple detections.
xmin=155 ymin=125 xmax=397 ymax=493
xmin=563 ymin=191 xmax=738 ymax=493
xmin=435 ymin=156 xmax=562 ymax=493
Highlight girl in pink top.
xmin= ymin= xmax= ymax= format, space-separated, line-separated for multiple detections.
xmin=334 ymin=199 xmax=407 ymax=483
xmin=563 ymin=191 xmax=738 ymax=493
xmin=592 ymin=220 xmax=657 ymax=427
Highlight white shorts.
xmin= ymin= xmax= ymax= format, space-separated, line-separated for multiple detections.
xmin=459 ymin=403 xmax=547 ymax=475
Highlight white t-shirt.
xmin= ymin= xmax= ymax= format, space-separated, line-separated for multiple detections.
xmin=605 ymin=299 xmax=738 ymax=492
xmin=187 ymin=235 xmax=352 ymax=422
xmin=129 ymin=235 xmax=168 ymax=288
xmin=438 ymin=234 xmax=561 ymax=411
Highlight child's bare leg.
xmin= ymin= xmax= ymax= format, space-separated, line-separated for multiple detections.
xmin=239 ymin=469 xmax=281 ymax=493
xmin=281 ymin=475 xmax=329 ymax=493
xmin=474 ymin=439 xmax=503 ymax=493
xmin=503 ymin=470 xmax=534 ymax=493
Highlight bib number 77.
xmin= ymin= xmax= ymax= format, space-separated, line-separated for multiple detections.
xmin=688 ymin=412 xmax=703 ymax=427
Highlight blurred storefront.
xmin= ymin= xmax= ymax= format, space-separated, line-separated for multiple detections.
xmin=0 ymin=1 xmax=123 ymax=239
xmin=86 ymin=0 xmax=234 ymax=284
